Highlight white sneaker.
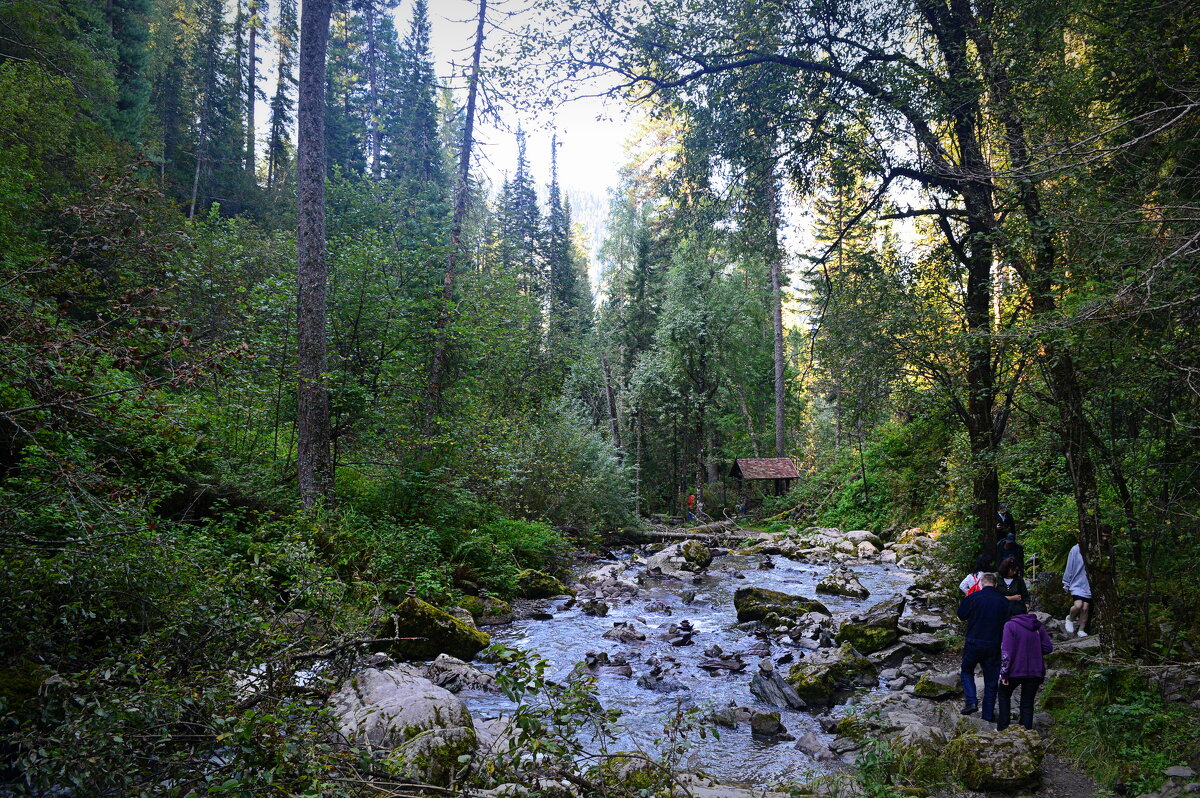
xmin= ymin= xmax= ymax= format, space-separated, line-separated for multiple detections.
xmin=1077 ymin=630 xmax=1088 ymax=638
xmin=1064 ymin=617 xmax=1076 ymax=634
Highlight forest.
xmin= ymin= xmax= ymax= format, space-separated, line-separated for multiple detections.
xmin=1 ymin=0 xmax=1198 ymax=795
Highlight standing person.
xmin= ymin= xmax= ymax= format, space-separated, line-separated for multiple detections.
xmin=686 ymin=493 xmax=697 ymax=521
xmin=996 ymin=503 xmax=1016 ymax=539
xmin=1062 ymin=543 xmax=1091 ymax=637
xmin=959 ymin=554 xmax=994 ymax=596
xmin=957 ymin=572 xmax=1010 ymax=720
xmin=998 ymin=612 xmax=1053 ymax=731
xmin=994 ymin=533 xmax=1025 ymax=573
xmin=996 ymin=556 xmax=1030 ymax=615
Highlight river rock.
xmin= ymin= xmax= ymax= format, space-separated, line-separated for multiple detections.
xmin=834 ymin=595 xmax=905 ymax=654
xmin=900 ymin=632 xmax=947 ymax=653
xmin=749 ymin=710 xmax=787 ymax=737
xmin=581 ymin=599 xmax=610 ymax=617
xmin=816 ymin=566 xmax=870 ymax=598
xmin=645 ymin=540 xmax=713 ymax=576
xmin=904 ymin=614 xmax=947 ymax=633
xmin=459 ymin=595 xmax=514 ymax=626
xmin=856 ymin=541 xmax=879 ymax=557
xmin=912 ymin=671 xmax=963 ymax=699
xmin=329 ymin=666 xmax=476 ymax=785
xmin=867 ymin=642 xmax=911 ymax=667
xmin=879 ymin=550 xmax=898 ymax=564
xmin=516 ymin=569 xmax=574 ymax=599
xmin=374 ymin=596 xmax=490 ymax=662
xmin=795 ymin=732 xmax=836 ymax=761
xmin=425 ymin=653 xmax=497 ymax=692
xmin=945 ymin=727 xmax=1046 ymax=791
xmin=602 ymin=622 xmax=646 ymax=643
xmin=786 ymin=643 xmax=877 ymax=706
xmin=845 ymin=530 xmax=885 ymax=548
xmin=750 ymin=659 xmax=806 ymax=710
xmin=733 ymin=587 xmax=830 ymax=624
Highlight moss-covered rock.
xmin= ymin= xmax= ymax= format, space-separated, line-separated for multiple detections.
xmin=943 ymin=727 xmax=1045 ymax=791
xmin=835 ymin=594 xmax=905 ymax=654
xmin=375 ymin=596 xmax=490 ymax=662
xmin=912 ymin=671 xmax=963 ymax=699
xmin=516 ymin=569 xmax=574 ymax=599
xmin=589 ymin=752 xmax=665 ymax=792
xmin=458 ymin=594 xmax=514 ymax=626
xmin=785 ymin=643 xmax=877 ymax=706
xmin=680 ymin=539 xmax=714 ymax=570
xmin=733 ymin=587 xmax=830 ymax=623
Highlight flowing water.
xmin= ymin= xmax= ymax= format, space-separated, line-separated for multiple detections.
xmin=460 ymin=550 xmax=914 ymax=784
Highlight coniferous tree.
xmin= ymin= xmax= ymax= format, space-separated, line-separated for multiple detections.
xmin=106 ymin=0 xmax=153 ymax=145
xmin=324 ymin=5 xmax=367 ymax=176
xmin=386 ymin=0 xmax=443 ymax=187
xmin=267 ymin=0 xmax=299 ymax=188
xmin=246 ymin=0 xmax=266 ymax=176
xmin=499 ymin=129 xmax=542 ymax=296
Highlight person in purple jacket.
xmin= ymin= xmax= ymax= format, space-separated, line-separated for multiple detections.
xmin=997 ymin=612 xmax=1054 ymax=731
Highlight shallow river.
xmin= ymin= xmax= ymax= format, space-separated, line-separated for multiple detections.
xmin=460 ymin=550 xmax=914 ymax=784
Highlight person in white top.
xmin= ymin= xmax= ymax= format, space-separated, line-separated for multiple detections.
xmin=1062 ymin=543 xmax=1091 ymax=637
xmin=959 ymin=554 xmax=995 ymax=595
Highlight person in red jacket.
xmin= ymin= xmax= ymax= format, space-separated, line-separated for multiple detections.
xmin=997 ymin=612 xmax=1054 ymax=731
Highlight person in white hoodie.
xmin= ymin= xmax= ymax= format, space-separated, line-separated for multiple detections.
xmin=1062 ymin=543 xmax=1091 ymax=637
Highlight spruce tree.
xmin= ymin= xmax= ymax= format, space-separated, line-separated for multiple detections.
xmin=267 ymin=0 xmax=299 ymax=188
xmin=106 ymin=0 xmax=153 ymax=145
xmin=386 ymin=0 xmax=444 ymax=188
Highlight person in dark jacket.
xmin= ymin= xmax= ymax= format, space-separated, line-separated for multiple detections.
xmin=993 ymin=533 xmax=1025 ymax=573
xmin=996 ymin=504 xmax=1016 ymax=539
xmin=957 ymin=572 xmax=1010 ymax=720
xmin=996 ymin=556 xmax=1029 ymax=615
xmin=998 ymin=612 xmax=1054 ymax=730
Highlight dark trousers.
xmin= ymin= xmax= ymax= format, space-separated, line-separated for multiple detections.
xmin=960 ymin=641 xmax=1001 ymax=721
xmin=997 ymin=676 xmax=1043 ymax=731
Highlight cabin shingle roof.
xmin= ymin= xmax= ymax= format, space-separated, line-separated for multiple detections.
xmin=732 ymin=457 xmax=801 ymax=480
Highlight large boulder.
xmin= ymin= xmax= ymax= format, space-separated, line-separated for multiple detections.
xmin=1030 ymin=571 xmax=1073 ymax=619
xmin=816 ymin=567 xmax=870 ymax=599
xmin=785 ymin=643 xmax=877 ymax=706
xmin=1044 ymin=634 xmax=1100 ymax=667
xmin=459 ymin=595 xmax=514 ymax=626
xmin=944 ymin=727 xmax=1046 ymax=791
xmin=734 ymin=587 xmax=830 ymax=624
xmin=375 ymin=596 xmax=490 ymax=662
xmin=845 ymin=530 xmax=884 ymax=549
xmin=645 ymin=540 xmax=713 ymax=575
xmin=329 ymin=665 xmax=477 ymax=785
xmin=516 ymin=569 xmax=575 ymax=599
xmin=834 ymin=595 xmax=905 ymax=654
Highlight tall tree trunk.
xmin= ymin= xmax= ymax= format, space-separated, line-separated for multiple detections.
xmin=736 ymin=384 xmax=761 ymax=456
xmin=246 ymin=1 xmax=259 ymax=177
xmin=425 ymin=0 xmax=486 ymax=439
xmin=767 ymin=168 xmax=787 ymax=458
xmin=296 ymin=0 xmax=333 ymax=506
xmin=365 ymin=1 xmax=381 ymax=177
xmin=967 ymin=12 xmax=1119 ymax=648
xmin=601 ymin=354 xmax=622 ymax=452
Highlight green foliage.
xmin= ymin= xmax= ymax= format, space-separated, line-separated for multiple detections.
xmin=1046 ymin=666 xmax=1200 ymax=793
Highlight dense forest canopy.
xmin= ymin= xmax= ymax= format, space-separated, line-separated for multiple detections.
xmin=1 ymin=0 xmax=1198 ymax=793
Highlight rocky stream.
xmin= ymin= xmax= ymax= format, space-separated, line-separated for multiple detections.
xmin=328 ymin=526 xmax=1161 ymax=797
